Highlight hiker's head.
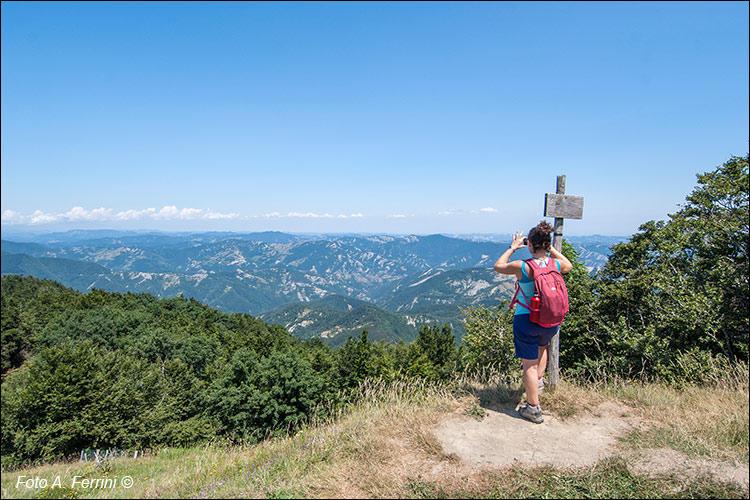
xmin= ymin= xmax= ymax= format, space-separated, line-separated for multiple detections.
xmin=528 ymin=221 xmax=554 ymax=253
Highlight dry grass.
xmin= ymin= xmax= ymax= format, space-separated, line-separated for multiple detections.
xmin=539 ymin=379 xmax=607 ymax=419
xmin=546 ymin=360 xmax=750 ymax=465
xmin=306 ymin=378 xmax=468 ymax=498
xmin=2 ymin=370 xmax=748 ymax=499
xmin=615 ymin=380 xmax=749 ymax=464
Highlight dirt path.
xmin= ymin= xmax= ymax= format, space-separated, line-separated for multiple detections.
xmin=434 ymin=401 xmax=632 ymax=468
xmin=433 ymin=401 xmax=749 ymax=489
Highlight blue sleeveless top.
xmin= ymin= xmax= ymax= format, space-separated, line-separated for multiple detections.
xmin=514 ymin=257 xmax=561 ymax=316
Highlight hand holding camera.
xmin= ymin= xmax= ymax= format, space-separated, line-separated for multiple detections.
xmin=510 ymin=232 xmax=528 ymax=251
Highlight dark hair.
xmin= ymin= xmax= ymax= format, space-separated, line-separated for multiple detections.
xmin=528 ymin=221 xmax=554 ymax=252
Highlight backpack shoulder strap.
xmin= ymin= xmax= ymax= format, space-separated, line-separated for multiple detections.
xmin=509 ymin=280 xmax=531 ymax=310
xmin=523 ymin=258 xmax=537 ymax=279
xmin=545 ymin=258 xmax=561 ymax=275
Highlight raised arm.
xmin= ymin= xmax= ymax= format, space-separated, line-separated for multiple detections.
xmin=493 ymin=231 xmax=526 ymax=280
xmin=548 ymin=245 xmax=573 ymax=274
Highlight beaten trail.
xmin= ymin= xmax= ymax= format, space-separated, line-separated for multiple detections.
xmin=430 ymin=400 xmax=749 ymax=489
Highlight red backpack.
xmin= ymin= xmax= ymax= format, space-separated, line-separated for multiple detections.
xmin=510 ymin=258 xmax=569 ymax=327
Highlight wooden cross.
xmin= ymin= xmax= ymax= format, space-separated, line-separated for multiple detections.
xmin=543 ymin=175 xmax=583 ymax=388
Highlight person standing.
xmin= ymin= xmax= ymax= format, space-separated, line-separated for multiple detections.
xmin=493 ymin=221 xmax=572 ymax=423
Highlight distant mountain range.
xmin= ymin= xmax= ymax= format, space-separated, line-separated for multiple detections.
xmin=1 ymin=230 xmax=626 ymax=343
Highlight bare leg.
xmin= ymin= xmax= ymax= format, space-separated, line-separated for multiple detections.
xmin=522 ymin=359 xmax=539 ymax=407
xmin=537 ymin=345 xmax=549 ymax=380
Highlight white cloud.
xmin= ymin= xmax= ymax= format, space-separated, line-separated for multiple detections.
xmin=1 ymin=206 xmax=241 ymax=225
xmin=30 ymin=210 xmax=61 ymax=224
xmin=437 ymin=208 xmax=500 ymax=216
xmin=1 ymin=206 xmax=368 ymax=225
xmin=204 ymin=210 xmax=240 ymax=220
xmin=287 ymin=212 xmax=333 ymax=218
xmin=115 ymin=208 xmax=157 ymax=220
xmin=153 ymin=205 xmax=180 ymax=219
xmin=1 ymin=210 xmax=22 ymax=223
xmin=64 ymin=206 xmax=113 ymax=221
xmin=261 ymin=212 xmax=364 ymax=219
xmin=143 ymin=206 xmax=239 ymax=220
xmin=389 ymin=214 xmax=407 ymax=218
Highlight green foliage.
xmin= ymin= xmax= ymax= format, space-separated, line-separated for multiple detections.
xmin=460 ymin=302 xmax=516 ymax=377
xmin=2 ymin=341 xmax=161 ymax=461
xmin=300 ymin=338 xmax=340 ymax=399
xmin=1 ymin=275 xmax=79 ymax=373
xmin=336 ymin=330 xmax=379 ymax=389
xmin=0 ymin=276 xmax=332 ymax=465
xmin=35 ymin=485 xmax=82 ymax=499
xmin=558 ymin=240 xmax=607 ymax=371
xmin=588 ymin=155 xmax=749 ymax=379
xmin=208 ymin=348 xmax=325 ymax=441
xmin=465 ymin=402 xmax=487 ymax=421
xmin=144 ymin=358 xmax=215 ymax=447
xmin=413 ymin=324 xmax=458 ymax=381
xmin=1 ymin=327 xmax=24 ymax=373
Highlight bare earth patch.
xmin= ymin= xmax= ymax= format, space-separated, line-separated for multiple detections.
xmin=434 ymin=401 xmax=633 ymax=469
xmin=433 ymin=400 xmax=748 ymax=489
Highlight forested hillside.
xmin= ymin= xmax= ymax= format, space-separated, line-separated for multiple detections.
xmin=0 ymin=274 xmax=469 ymax=467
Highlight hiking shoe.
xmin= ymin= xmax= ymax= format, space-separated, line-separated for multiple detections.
xmin=518 ymin=404 xmax=544 ymax=424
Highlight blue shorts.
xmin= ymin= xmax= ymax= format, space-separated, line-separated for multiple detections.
xmin=513 ymin=314 xmax=559 ymax=360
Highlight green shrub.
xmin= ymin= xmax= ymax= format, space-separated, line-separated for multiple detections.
xmin=460 ymin=302 xmax=516 ymax=378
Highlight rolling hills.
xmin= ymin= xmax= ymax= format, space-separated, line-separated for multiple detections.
xmin=1 ymin=230 xmax=623 ymax=344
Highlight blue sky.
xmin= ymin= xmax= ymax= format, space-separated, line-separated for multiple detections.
xmin=1 ymin=1 xmax=748 ymax=236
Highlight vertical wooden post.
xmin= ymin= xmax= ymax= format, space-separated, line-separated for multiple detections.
xmin=548 ymin=175 xmax=565 ymax=388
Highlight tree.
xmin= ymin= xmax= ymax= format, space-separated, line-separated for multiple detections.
xmin=1 ymin=296 xmax=24 ymax=373
xmin=674 ymin=155 xmax=748 ymax=359
xmin=557 ymin=240 xmax=602 ymax=372
xmin=592 ymin=155 xmax=749 ymax=378
xmin=336 ymin=330 xmax=377 ymax=388
xmin=1 ymin=340 xmax=161 ymax=462
xmin=415 ymin=324 xmax=457 ymax=380
xmin=460 ymin=301 xmax=516 ymax=377
xmin=207 ymin=348 xmax=325 ymax=441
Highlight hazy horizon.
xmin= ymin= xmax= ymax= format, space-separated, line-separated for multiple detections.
xmin=0 ymin=227 xmax=629 ymax=240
